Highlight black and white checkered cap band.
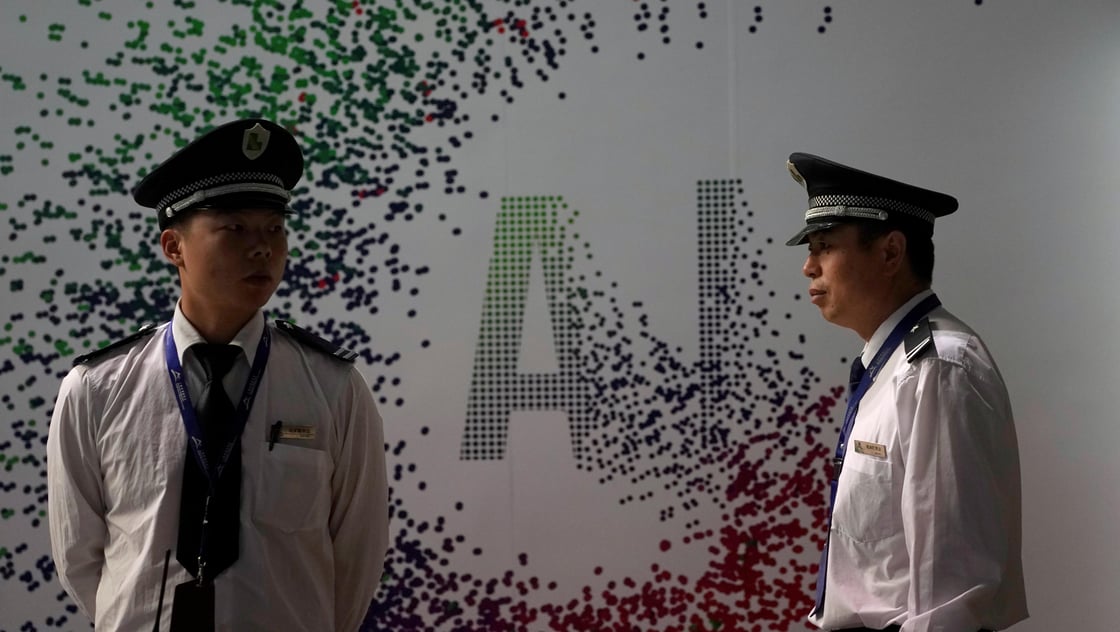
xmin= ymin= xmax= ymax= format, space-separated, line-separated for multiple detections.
xmin=158 ymin=172 xmax=289 ymax=218
xmin=805 ymin=194 xmax=936 ymax=225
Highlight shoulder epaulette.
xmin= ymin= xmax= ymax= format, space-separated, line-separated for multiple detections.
xmin=73 ymin=323 xmax=159 ymax=367
xmin=274 ymin=320 xmax=358 ymax=363
xmin=904 ymin=317 xmax=936 ymax=363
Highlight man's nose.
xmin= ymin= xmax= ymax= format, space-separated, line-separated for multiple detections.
xmin=249 ymin=230 xmax=272 ymax=259
xmin=802 ymin=255 xmax=819 ymax=278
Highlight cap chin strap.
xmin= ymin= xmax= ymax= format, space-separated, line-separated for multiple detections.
xmin=805 ymin=205 xmax=890 ymax=222
xmin=164 ymin=183 xmax=291 ymax=219
xmin=807 ymin=194 xmax=936 ymax=224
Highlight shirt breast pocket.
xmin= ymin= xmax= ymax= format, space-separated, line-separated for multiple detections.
xmin=253 ymin=443 xmax=331 ymax=532
xmin=834 ymin=454 xmax=898 ymax=544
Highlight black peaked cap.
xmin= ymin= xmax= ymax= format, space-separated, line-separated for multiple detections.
xmin=134 ymin=118 xmax=303 ymax=229
xmin=784 ymin=152 xmax=958 ymax=246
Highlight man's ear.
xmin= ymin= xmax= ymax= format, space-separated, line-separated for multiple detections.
xmin=160 ymin=227 xmax=186 ymax=267
xmin=881 ymin=230 xmax=907 ymax=276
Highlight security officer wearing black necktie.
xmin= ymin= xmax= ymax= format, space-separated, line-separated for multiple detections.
xmin=47 ymin=119 xmax=390 ymax=631
xmin=784 ymin=152 xmax=1028 ymax=632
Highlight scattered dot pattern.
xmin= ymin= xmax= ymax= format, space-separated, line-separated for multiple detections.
xmin=749 ymin=5 xmax=764 ymax=34
xmin=434 ymin=183 xmax=846 ymax=630
xmin=818 ymin=7 xmax=834 ymax=34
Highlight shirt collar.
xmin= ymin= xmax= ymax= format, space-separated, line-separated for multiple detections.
xmin=171 ymin=301 xmax=264 ymax=366
xmin=860 ymin=288 xmax=935 ymax=368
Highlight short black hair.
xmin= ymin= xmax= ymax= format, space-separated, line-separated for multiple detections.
xmin=854 ymin=219 xmax=934 ymax=284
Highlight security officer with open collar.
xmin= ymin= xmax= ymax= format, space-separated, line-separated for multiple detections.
xmin=47 ymin=118 xmax=389 ymax=631
xmin=785 ymin=153 xmax=1027 ymax=631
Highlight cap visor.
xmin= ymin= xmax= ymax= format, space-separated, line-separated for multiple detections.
xmin=784 ymin=220 xmax=841 ymax=246
xmin=195 ymin=191 xmax=290 ymax=212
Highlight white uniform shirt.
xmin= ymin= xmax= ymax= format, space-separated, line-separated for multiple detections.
xmin=809 ymin=290 xmax=1028 ymax=632
xmin=47 ymin=305 xmax=389 ymax=632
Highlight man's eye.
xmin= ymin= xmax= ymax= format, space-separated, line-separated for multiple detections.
xmin=225 ymin=224 xmax=243 ymax=231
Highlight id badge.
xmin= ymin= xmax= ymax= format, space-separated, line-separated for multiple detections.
xmin=169 ymin=579 xmax=215 ymax=632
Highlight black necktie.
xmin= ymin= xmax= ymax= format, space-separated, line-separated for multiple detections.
xmin=848 ymin=355 xmax=866 ymax=395
xmin=177 ymin=343 xmax=242 ymax=583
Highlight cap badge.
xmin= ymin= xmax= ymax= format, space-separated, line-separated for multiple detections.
xmin=787 ymin=160 xmax=805 ymax=187
xmin=242 ymin=123 xmax=270 ymax=160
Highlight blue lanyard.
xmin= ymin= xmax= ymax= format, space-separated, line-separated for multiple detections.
xmin=164 ymin=319 xmax=271 ymax=487
xmin=831 ymin=293 xmax=941 ymax=485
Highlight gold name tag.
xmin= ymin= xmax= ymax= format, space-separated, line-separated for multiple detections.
xmin=853 ymin=440 xmax=887 ymax=459
xmin=279 ymin=425 xmax=315 ymax=440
